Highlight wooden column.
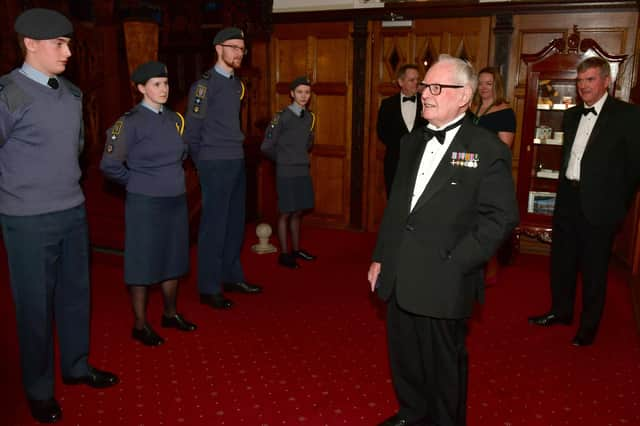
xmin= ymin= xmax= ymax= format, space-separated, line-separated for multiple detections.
xmin=350 ymin=17 xmax=369 ymax=229
xmin=493 ymin=14 xmax=514 ymax=84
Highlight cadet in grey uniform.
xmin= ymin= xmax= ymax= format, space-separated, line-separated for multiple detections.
xmin=0 ymin=8 xmax=118 ymax=423
xmin=261 ymin=76 xmax=317 ymax=269
xmin=184 ymin=27 xmax=262 ymax=311
xmin=100 ymin=61 xmax=197 ymax=347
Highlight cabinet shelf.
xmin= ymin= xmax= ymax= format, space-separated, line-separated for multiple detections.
xmin=533 ymin=138 xmax=563 ymax=145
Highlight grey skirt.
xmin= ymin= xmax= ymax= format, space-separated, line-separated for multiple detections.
xmin=277 ymin=175 xmax=315 ymax=213
xmin=124 ymin=192 xmax=189 ymax=285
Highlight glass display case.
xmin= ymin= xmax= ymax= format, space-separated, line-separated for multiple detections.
xmin=516 ymin=27 xmax=626 ymax=244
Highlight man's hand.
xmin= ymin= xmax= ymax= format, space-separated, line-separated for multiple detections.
xmin=368 ymin=262 xmax=381 ymax=293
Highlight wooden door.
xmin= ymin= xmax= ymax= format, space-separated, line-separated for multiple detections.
xmin=266 ymin=22 xmax=353 ymax=228
xmin=366 ymin=17 xmax=492 ymax=231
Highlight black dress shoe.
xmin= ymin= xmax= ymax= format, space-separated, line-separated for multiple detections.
xmin=293 ymin=249 xmax=316 ymax=261
xmin=223 ymin=281 xmax=263 ymax=293
xmin=28 ymin=398 xmax=62 ymax=423
xmin=378 ymin=414 xmax=425 ymax=426
xmin=161 ymin=313 xmax=197 ymax=331
xmin=200 ymin=293 xmax=234 ymax=309
xmin=528 ymin=312 xmax=572 ymax=326
xmin=63 ymin=366 xmax=119 ymax=388
xmin=571 ymin=334 xmax=595 ymax=347
xmin=278 ymin=253 xmax=300 ymax=269
xmin=131 ymin=324 xmax=165 ymax=346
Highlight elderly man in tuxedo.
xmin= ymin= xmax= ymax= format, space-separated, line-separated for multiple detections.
xmin=529 ymin=56 xmax=640 ymax=346
xmin=368 ymin=55 xmax=519 ymax=426
xmin=377 ymin=64 xmax=426 ymax=198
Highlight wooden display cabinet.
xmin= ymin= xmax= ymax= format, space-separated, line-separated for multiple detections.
xmin=516 ymin=27 xmax=626 ymax=247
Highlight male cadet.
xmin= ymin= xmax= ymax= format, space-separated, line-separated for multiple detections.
xmin=0 ymin=8 xmax=118 ymax=423
xmin=184 ymin=27 xmax=262 ymax=310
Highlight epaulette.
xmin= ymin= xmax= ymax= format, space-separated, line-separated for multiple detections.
xmin=58 ymin=76 xmax=82 ymax=98
xmin=201 ymin=71 xmax=211 ymax=80
xmin=269 ymin=111 xmax=282 ymax=128
xmin=0 ymin=75 xmax=32 ymax=112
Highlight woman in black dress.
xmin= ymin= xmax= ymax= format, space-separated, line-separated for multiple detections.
xmin=471 ymin=67 xmax=517 ymax=282
xmin=470 ymin=66 xmax=516 ymax=147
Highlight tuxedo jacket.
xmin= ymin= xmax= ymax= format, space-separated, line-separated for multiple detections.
xmin=377 ymin=93 xmax=426 ymax=183
xmin=373 ymin=117 xmax=519 ymax=319
xmin=556 ymin=96 xmax=640 ymax=226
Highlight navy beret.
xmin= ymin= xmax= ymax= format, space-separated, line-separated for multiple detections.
xmin=290 ymin=76 xmax=311 ymax=91
xmin=14 ymin=8 xmax=73 ymax=40
xmin=213 ymin=27 xmax=244 ymax=45
xmin=131 ymin=61 xmax=168 ymax=85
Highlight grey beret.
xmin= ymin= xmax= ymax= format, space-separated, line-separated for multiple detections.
xmin=290 ymin=76 xmax=312 ymax=91
xmin=213 ymin=27 xmax=244 ymax=45
xmin=14 ymin=8 xmax=73 ymax=40
xmin=131 ymin=61 xmax=168 ymax=85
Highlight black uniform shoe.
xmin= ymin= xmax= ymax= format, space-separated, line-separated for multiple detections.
xmin=223 ymin=281 xmax=263 ymax=293
xmin=63 ymin=366 xmax=119 ymax=388
xmin=131 ymin=324 xmax=165 ymax=346
xmin=293 ymin=249 xmax=316 ymax=261
xmin=28 ymin=398 xmax=62 ymax=423
xmin=278 ymin=253 xmax=300 ymax=269
xmin=571 ymin=334 xmax=595 ymax=347
xmin=378 ymin=414 xmax=427 ymax=426
xmin=528 ymin=312 xmax=572 ymax=326
xmin=161 ymin=313 xmax=197 ymax=331
xmin=200 ymin=293 xmax=234 ymax=309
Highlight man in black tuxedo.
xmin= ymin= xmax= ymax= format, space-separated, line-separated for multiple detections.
xmin=368 ymin=55 xmax=519 ymax=426
xmin=377 ymin=64 xmax=426 ymax=198
xmin=529 ymin=57 xmax=640 ymax=346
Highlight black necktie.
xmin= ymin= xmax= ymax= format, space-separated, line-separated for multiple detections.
xmin=402 ymin=95 xmax=416 ymax=103
xmin=47 ymin=78 xmax=59 ymax=89
xmin=300 ymin=110 xmax=304 ymax=118
xmin=582 ymin=106 xmax=597 ymax=116
xmin=423 ymin=117 xmax=465 ymax=145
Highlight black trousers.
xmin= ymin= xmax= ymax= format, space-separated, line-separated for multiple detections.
xmin=550 ymin=184 xmax=616 ymax=338
xmin=387 ymin=296 xmax=468 ymax=426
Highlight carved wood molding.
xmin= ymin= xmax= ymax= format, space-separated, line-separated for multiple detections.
xmin=273 ymin=1 xmax=639 ymax=23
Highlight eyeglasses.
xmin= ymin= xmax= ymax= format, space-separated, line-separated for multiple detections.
xmin=220 ymin=44 xmax=248 ymax=55
xmin=419 ymin=83 xmax=465 ymax=96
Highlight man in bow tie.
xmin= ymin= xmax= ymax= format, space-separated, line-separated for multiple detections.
xmin=529 ymin=56 xmax=640 ymax=347
xmin=376 ymin=64 xmax=426 ymax=198
xmin=368 ymin=55 xmax=518 ymax=426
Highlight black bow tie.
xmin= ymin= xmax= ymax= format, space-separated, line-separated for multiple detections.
xmin=423 ymin=118 xmax=464 ymax=145
xmin=47 ymin=78 xmax=59 ymax=90
xmin=582 ymin=106 xmax=597 ymax=116
xmin=402 ymin=95 xmax=416 ymax=103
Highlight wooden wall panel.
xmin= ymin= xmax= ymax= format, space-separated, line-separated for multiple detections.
xmin=265 ymin=22 xmax=353 ymax=228
xmin=507 ymin=11 xmax=638 ymax=255
xmin=366 ymin=17 xmax=492 ymax=231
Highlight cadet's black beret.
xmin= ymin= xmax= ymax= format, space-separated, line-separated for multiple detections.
xmin=14 ymin=8 xmax=73 ymax=40
xmin=131 ymin=61 xmax=168 ymax=85
xmin=213 ymin=27 xmax=244 ymax=45
xmin=289 ymin=76 xmax=312 ymax=91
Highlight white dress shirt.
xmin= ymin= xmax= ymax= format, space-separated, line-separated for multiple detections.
xmin=400 ymin=94 xmax=418 ymax=131
xmin=565 ymin=92 xmax=608 ymax=181
xmin=410 ymin=113 xmax=466 ymax=211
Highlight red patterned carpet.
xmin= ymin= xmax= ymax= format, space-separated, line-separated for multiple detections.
xmin=1 ymin=227 xmax=639 ymax=425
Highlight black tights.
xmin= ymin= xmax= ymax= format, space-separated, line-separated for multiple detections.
xmin=277 ymin=210 xmax=302 ymax=254
xmin=130 ymin=279 xmax=179 ymax=329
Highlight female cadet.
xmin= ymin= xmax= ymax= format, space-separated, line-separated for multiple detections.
xmin=100 ymin=61 xmax=196 ymax=346
xmin=261 ymin=76 xmax=316 ymax=269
